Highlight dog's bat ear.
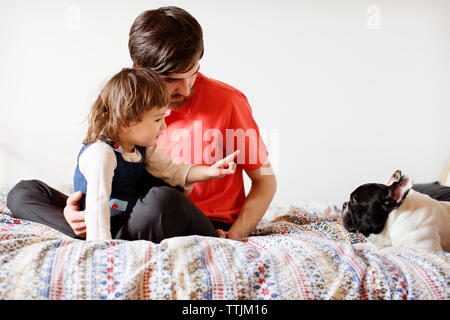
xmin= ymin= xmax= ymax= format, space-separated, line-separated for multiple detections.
xmin=386 ymin=174 xmax=413 ymax=204
xmin=386 ymin=170 xmax=402 ymax=186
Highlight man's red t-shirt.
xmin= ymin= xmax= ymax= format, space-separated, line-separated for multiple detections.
xmin=156 ymin=73 xmax=268 ymax=224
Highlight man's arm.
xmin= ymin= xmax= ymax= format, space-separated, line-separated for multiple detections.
xmin=222 ymin=160 xmax=277 ymax=240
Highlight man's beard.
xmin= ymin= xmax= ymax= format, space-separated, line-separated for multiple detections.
xmin=169 ymin=89 xmax=195 ymax=110
xmin=169 ymin=97 xmax=187 ymax=109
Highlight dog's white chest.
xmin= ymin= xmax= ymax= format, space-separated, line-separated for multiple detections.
xmin=374 ymin=191 xmax=450 ymax=252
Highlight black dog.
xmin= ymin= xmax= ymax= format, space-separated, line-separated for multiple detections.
xmin=341 ymin=170 xmax=410 ymax=237
xmin=341 ymin=170 xmax=450 ymax=252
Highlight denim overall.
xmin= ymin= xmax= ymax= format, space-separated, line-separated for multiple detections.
xmin=73 ymin=138 xmax=180 ymax=216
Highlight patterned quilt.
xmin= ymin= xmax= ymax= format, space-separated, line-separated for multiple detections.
xmin=0 ymin=194 xmax=449 ymax=300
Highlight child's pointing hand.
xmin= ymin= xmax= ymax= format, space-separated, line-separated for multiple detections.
xmin=185 ymin=150 xmax=240 ymax=185
xmin=207 ymin=150 xmax=240 ymax=179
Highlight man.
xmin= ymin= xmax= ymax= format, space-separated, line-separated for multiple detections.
xmin=9 ymin=6 xmax=277 ymax=241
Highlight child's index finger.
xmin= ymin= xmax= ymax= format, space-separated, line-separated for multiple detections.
xmin=224 ymin=150 xmax=240 ymax=162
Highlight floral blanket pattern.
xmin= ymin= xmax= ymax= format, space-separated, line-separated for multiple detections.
xmin=0 ymin=200 xmax=449 ymax=300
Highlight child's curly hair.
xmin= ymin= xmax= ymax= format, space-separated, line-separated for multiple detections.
xmin=83 ymin=67 xmax=169 ymax=144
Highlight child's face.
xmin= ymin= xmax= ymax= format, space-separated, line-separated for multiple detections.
xmin=122 ymin=106 xmax=168 ymax=148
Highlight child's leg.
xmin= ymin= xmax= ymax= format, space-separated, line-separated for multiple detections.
xmin=114 ymin=186 xmax=217 ymax=243
xmin=6 ymin=179 xmax=79 ymax=238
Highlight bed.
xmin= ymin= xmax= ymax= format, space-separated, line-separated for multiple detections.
xmin=0 ymin=185 xmax=449 ymax=300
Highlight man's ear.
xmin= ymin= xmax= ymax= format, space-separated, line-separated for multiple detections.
xmin=386 ymin=174 xmax=413 ymax=204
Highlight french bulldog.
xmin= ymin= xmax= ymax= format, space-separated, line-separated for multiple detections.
xmin=341 ymin=170 xmax=450 ymax=252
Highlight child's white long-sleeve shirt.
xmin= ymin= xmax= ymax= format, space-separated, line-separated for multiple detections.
xmin=78 ymin=140 xmax=194 ymax=241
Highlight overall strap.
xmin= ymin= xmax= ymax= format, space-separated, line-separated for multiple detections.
xmin=99 ymin=135 xmax=146 ymax=163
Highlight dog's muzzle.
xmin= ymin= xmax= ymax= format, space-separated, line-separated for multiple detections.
xmin=341 ymin=202 xmax=357 ymax=232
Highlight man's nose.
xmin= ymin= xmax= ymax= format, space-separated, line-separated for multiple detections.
xmin=175 ymin=79 xmax=190 ymax=96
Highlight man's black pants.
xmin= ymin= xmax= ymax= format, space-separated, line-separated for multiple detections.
xmin=6 ymin=180 xmax=230 ymax=243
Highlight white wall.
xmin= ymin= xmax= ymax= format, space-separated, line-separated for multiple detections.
xmin=1 ymin=0 xmax=449 ymax=204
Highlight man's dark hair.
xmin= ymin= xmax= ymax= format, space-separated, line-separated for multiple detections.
xmin=129 ymin=6 xmax=204 ymax=75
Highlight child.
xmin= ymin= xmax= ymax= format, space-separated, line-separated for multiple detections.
xmin=74 ymin=68 xmax=239 ymax=241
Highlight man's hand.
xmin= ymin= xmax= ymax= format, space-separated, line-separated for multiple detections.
xmin=216 ymin=228 xmax=245 ymax=241
xmin=63 ymin=191 xmax=87 ymax=239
